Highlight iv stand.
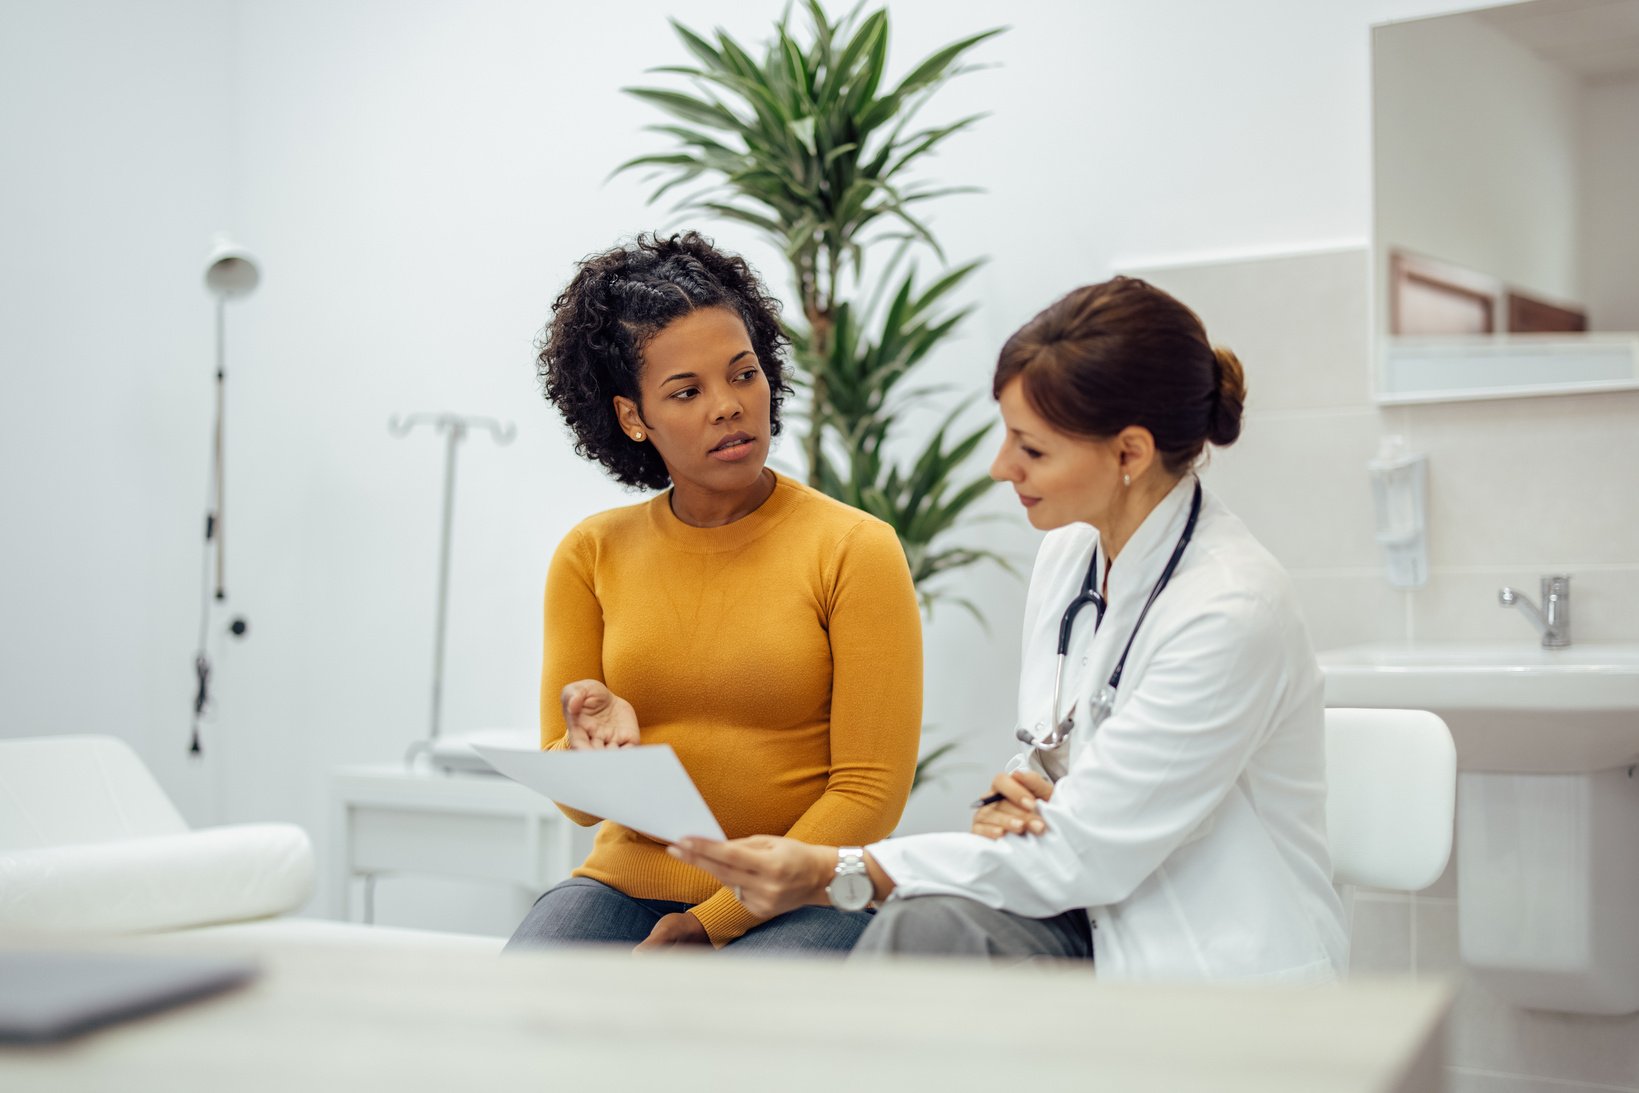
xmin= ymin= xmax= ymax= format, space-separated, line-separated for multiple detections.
xmin=189 ymin=297 xmax=230 ymax=757
xmin=191 ymin=234 xmax=260 ymax=759
xmin=389 ymin=413 xmax=515 ymax=766
xmin=210 ymin=295 xmax=228 ymax=600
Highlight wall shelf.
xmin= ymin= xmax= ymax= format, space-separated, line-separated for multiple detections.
xmin=1377 ymin=333 xmax=1639 ymax=404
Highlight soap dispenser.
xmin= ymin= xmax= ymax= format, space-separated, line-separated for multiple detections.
xmin=1368 ymin=435 xmax=1429 ymax=589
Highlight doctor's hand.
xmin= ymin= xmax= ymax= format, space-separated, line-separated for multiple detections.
xmin=561 ymin=680 xmax=640 ymax=749
xmin=972 ymin=770 xmax=1054 ymax=840
xmin=633 ymin=911 xmax=710 ymax=952
xmin=667 ymin=835 xmax=837 ymax=920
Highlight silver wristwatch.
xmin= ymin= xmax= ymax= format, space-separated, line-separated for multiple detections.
xmin=826 ymin=846 xmax=872 ymax=911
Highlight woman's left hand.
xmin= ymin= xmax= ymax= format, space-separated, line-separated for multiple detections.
xmin=560 ymin=680 xmax=640 ymax=749
xmin=633 ymin=911 xmax=710 ymax=952
xmin=668 ymin=836 xmax=834 ymax=920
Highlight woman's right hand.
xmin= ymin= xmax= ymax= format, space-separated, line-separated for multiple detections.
xmin=560 ymin=680 xmax=640 ymax=749
xmin=972 ymin=769 xmax=1055 ymax=839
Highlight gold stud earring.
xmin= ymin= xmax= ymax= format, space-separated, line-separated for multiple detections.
xmin=632 ymin=431 xmax=645 ymax=442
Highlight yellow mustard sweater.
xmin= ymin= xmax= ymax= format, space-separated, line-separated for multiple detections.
xmin=540 ymin=472 xmax=923 ymax=945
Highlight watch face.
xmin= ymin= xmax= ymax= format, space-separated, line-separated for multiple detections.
xmin=828 ymin=870 xmax=873 ymax=911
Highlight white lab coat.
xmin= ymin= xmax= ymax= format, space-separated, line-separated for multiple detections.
xmin=870 ymin=477 xmax=1349 ymax=982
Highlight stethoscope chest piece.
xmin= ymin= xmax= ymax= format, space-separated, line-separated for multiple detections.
xmin=1086 ymin=687 xmax=1115 ymax=730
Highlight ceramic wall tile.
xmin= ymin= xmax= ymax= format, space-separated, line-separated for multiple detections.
xmin=1291 ymin=572 xmax=1408 ymax=652
xmin=1348 ymin=893 xmax=1413 ymax=975
xmin=1400 ymin=391 xmax=1639 ymax=570
xmin=1414 ymin=897 xmax=1460 ymax=978
xmin=1131 ymin=249 xmax=1374 ymax=414
xmin=1199 ymin=410 xmax=1385 ymax=571
xmin=1409 ymin=570 xmax=1539 ymax=643
xmin=1546 ymin=567 xmax=1639 ymax=643
xmin=1447 ymin=977 xmax=1639 ymax=1089
xmin=1410 ymin=567 xmax=1639 ymax=644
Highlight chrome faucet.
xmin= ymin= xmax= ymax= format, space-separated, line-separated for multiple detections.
xmin=1498 ymin=575 xmax=1572 ymax=648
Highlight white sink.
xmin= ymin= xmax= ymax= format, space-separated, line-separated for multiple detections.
xmin=1323 ymin=642 xmax=1639 ymax=1014
xmin=1318 ymin=643 xmax=1639 ymax=773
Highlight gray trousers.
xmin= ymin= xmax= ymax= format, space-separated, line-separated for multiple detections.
xmin=851 ymin=895 xmax=1094 ymax=965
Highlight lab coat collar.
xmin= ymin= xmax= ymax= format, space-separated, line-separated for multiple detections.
xmin=1097 ymin=474 xmax=1201 ymax=606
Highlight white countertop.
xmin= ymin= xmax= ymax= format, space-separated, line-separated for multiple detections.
xmin=1 ymin=934 xmax=1452 ymax=1092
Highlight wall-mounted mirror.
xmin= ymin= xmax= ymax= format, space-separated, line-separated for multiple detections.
xmin=1372 ymin=0 xmax=1639 ymax=404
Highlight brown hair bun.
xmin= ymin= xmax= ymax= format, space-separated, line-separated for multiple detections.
xmin=1207 ymin=345 xmax=1246 ymax=447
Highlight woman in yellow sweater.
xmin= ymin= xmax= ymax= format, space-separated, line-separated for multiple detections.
xmin=503 ymin=232 xmax=923 ymax=953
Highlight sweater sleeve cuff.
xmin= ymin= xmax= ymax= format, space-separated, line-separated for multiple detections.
xmin=690 ymin=888 xmax=763 ymax=947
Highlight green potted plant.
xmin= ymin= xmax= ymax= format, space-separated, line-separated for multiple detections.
xmin=618 ymin=2 xmax=1009 ymax=784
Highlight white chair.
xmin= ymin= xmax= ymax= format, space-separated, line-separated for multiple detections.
xmin=0 ymin=734 xmax=314 ymax=934
xmin=1324 ymin=708 xmax=1456 ymax=891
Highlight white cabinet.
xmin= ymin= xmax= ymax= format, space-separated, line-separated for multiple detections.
xmin=330 ymin=765 xmax=583 ymax=927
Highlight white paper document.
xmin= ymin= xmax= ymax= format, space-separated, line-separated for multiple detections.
xmin=472 ymin=743 xmax=726 ymax=844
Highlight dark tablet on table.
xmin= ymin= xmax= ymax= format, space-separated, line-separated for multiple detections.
xmin=0 ymin=948 xmax=258 ymax=1043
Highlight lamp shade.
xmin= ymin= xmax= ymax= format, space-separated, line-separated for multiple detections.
xmin=203 ymin=232 xmax=260 ymax=299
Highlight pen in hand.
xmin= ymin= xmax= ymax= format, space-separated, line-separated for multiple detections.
xmin=970 ymin=790 xmax=1042 ymax=810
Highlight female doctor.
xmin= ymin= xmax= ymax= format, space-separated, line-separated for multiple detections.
xmin=670 ymin=277 xmax=1350 ymax=981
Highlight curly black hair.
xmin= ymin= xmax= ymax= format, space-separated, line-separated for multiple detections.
xmin=537 ymin=232 xmax=792 ymax=490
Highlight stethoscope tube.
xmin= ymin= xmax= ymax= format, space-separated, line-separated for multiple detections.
xmin=1019 ymin=479 xmax=1204 ymax=752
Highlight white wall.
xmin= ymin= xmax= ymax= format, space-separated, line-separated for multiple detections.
xmin=0 ymin=0 xmax=236 ymax=822
xmin=1373 ymin=8 xmax=1584 ymax=304
xmin=1580 ymin=76 xmax=1639 ymax=331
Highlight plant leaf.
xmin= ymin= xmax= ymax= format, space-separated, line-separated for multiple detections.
xmin=617 ymin=6 xmax=1013 ymax=644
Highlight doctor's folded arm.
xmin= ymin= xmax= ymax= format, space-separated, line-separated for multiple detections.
xmin=673 ymin=276 xmax=1351 ymax=983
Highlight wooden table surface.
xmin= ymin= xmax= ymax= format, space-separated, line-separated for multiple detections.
xmin=0 ymin=934 xmax=1453 ymax=1093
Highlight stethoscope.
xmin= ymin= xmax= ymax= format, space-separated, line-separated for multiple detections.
xmin=1017 ymin=479 xmax=1204 ymax=752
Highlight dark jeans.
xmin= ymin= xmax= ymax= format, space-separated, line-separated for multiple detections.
xmin=504 ymin=876 xmax=873 ymax=955
xmin=850 ymin=894 xmax=1094 ymax=964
